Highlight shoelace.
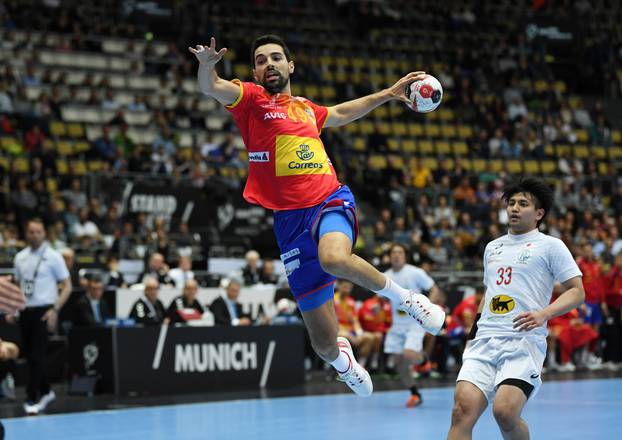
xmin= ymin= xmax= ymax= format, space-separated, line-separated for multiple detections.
xmin=341 ymin=365 xmax=365 ymax=385
xmin=402 ymin=294 xmax=431 ymax=326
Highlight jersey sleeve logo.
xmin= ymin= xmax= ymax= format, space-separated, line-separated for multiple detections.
xmin=275 ymin=135 xmax=332 ymax=176
xmin=490 ymin=295 xmax=515 ymax=314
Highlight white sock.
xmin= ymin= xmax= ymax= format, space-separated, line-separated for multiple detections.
xmin=373 ymin=277 xmax=410 ymax=304
xmin=330 ymin=348 xmax=352 ymax=374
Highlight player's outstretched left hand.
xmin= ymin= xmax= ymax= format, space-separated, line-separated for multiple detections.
xmin=513 ymin=310 xmax=547 ymax=331
xmin=387 ymin=71 xmax=426 ymax=105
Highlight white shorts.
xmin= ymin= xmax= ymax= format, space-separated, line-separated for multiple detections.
xmin=456 ymin=336 xmax=547 ymax=403
xmin=384 ymin=325 xmax=426 ymax=354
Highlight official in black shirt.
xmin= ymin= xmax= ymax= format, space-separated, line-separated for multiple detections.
xmin=166 ymin=279 xmax=205 ymax=324
xmin=129 ymin=277 xmax=166 ymax=326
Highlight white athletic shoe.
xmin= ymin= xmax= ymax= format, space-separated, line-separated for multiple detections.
xmin=398 ymin=291 xmax=445 ymax=335
xmin=37 ymin=390 xmax=56 ymax=412
xmin=336 ymin=337 xmax=373 ymax=397
xmin=23 ymin=402 xmax=39 ymax=416
xmin=557 ymin=362 xmax=576 ymax=372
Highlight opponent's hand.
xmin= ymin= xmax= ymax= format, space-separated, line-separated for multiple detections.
xmin=387 ymin=71 xmax=426 ymax=105
xmin=513 ymin=310 xmax=547 ymax=331
xmin=0 ymin=276 xmax=26 ymax=314
xmin=188 ymin=37 xmax=228 ymax=66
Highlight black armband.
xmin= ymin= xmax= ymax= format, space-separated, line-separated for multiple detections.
xmin=467 ymin=313 xmax=481 ymax=340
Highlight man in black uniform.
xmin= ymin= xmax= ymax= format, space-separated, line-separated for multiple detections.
xmin=166 ymin=279 xmax=205 ymax=324
xmin=129 ymin=277 xmax=166 ymax=326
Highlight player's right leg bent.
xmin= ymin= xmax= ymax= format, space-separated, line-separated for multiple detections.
xmin=275 ymin=203 xmax=372 ymax=396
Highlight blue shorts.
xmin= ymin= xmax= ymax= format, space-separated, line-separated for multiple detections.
xmin=274 ymin=185 xmax=358 ymax=312
xmin=583 ymin=302 xmax=603 ymax=325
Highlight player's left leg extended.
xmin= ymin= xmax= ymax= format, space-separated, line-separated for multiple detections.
xmin=300 ymin=298 xmax=373 ymax=397
xmin=493 ymin=382 xmax=530 ymax=440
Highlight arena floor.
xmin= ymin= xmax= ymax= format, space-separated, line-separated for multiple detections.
xmin=2 ymin=376 xmax=621 ymax=439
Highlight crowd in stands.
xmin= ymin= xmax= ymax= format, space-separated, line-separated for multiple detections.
xmin=0 ymin=0 xmax=622 ymax=396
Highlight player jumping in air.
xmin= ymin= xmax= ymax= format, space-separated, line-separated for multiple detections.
xmin=189 ymin=35 xmax=445 ymax=396
xmin=447 ymin=177 xmax=585 ymax=440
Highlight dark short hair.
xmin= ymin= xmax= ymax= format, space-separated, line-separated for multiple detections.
xmin=389 ymin=242 xmax=409 ymax=255
xmin=250 ymin=34 xmax=291 ymax=67
xmin=502 ymin=177 xmax=554 ymax=226
xmin=26 ymin=217 xmax=45 ymax=228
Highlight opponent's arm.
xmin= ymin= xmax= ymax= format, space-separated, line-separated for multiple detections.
xmin=324 ymin=71 xmax=426 ymax=128
xmin=466 ymin=291 xmax=485 ymax=340
xmin=513 ymin=276 xmax=585 ymax=331
xmin=189 ymin=37 xmax=240 ymax=106
xmin=428 ymin=283 xmax=442 ymax=305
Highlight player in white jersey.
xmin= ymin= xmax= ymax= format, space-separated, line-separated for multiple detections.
xmin=447 ymin=177 xmax=585 ymax=440
xmin=384 ymin=243 xmax=442 ymax=407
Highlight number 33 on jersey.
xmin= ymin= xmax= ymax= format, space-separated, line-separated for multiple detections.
xmin=476 ymin=229 xmax=582 ymax=338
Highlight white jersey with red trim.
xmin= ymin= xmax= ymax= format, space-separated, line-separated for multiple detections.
xmin=476 ymin=228 xmax=582 ymax=340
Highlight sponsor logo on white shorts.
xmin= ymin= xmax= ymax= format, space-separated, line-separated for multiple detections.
xmin=249 ymin=151 xmax=270 ymax=162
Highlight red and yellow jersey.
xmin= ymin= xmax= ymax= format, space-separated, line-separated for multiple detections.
xmin=358 ymin=297 xmax=392 ymax=333
xmin=225 ymin=80 xmax=340 ymax=210
xmin=577 ymin=258 xmax=605 ymax=304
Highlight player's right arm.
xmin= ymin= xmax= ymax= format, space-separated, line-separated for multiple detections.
xmin=188 ymin=37 xmax=240 ymax=106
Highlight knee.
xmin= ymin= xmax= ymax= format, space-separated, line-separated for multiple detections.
xmin=451 ymin=400 xmax=472 ymax=427
xmin=493 ymin=402 xmax=519 ymax=432
xmin=310 ymin=331 xmax=338 ymax=360
xmin=319 ymin=248 xmax=348 ymax=275
xmin=450 ymin=394 xmax=480 ymax=429
xmin=403 ymin=350 xmax=424 ymax=364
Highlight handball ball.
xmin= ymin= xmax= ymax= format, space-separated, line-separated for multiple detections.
xmin=404 ymin=74 xmax=443 ymax=113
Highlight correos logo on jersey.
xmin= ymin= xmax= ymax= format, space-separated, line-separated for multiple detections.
xmin=275 ymin=135 xmax=331 ymax=176
xmin=490 ymin=295 xmax=515 ymax=314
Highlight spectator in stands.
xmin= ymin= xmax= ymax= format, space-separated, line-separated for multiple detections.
xmin=61 ymin=178 xmax=87 ymax=210
xmin=60 ymin=247 xmax=85 ymax=290
xmin=93 ymin=126 xmax=117 ymax=163
xmin=166 ymin=279 xmax=205 ymax=324
xmin=210 ymin=279 xmax=251 ymax=326
xmin=0 ymin=81 xmax=12 ymax=113
xmin=152 ymin=125 xmax=176 ymax=156
xmin=129 ymin=277 xmax=166 ymax=326
xmin=334 ymin=280 xmax=382 ymax=370
xmin=259 ymin=259 xmax=279 ymax=285
xmin=104 ymin=255 xmax=126 ymax=289
xmin=241 ymin=250 xmax=261 ymax=286
xmin=139 ymin=252 xmax=175 ymax=287
xmin=11 ymin=177 xmax=37 ymax=223
xmin=168 ymin=255 xmax=195 ymax=289
xmin=73 ymin=274 xmax=112 ymax=326
xmin=114 ymin=123 xmax=136 ymax=157
xmin=71 ymin=207 xmax=101 ymax=243
xmin=358 ymin=295 xmax=392 ymax=338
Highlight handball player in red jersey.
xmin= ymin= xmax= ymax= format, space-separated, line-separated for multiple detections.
xmin=189 ymin=35 xmax=444 ymax=396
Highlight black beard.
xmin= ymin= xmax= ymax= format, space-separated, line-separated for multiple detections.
xmin=261 ymin=73 xmax=288 ymax=94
